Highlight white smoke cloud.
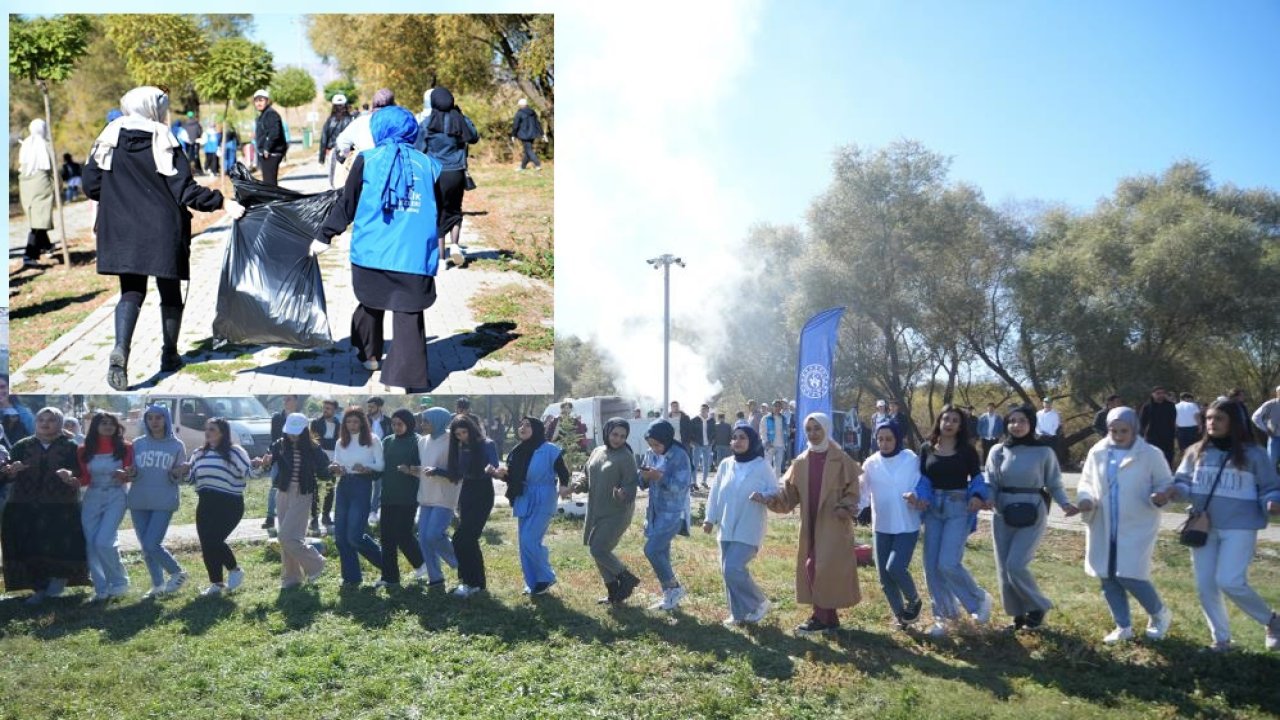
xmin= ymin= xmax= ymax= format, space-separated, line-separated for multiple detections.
xmin=555 ymin=1 xmax=765 ymax=403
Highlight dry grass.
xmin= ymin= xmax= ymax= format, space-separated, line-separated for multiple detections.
xmin=463 ymin=160 xmax=554 ymax=281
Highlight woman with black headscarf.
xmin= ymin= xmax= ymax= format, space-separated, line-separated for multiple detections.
xmin=379 ymin=408 xmax=429 ymax=588
xmin=422 ymin=87 xmax=479 ymax=266
xmin=578 ymin=418 xmax=640 ymax=605
xmin=703 ymin=425 xmax=775 ymax=625
xmin=495 ymin=417 xmax=571 ymax=595
xmin=639 ymin=420 xmax=694 ymax=611
xmin=860 ymin=418 xmax=924 ymax=630
xmin=321 ymin=105 xmax=445 ymax=390
xmin=83 ymin=86 xmax=246 ymax=389
xmin=985 ymin=405 xmax=1079 ymax=631
xmin=425 ymin=415 xmax=499 ymax=598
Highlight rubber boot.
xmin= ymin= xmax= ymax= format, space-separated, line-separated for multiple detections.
xmin=160 ymin=306 xmax=185 ymax=372
xmin=108 ymin=300 xmax=142 ymax=390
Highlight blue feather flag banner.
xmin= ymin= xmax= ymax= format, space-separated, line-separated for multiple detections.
xmin=794 ymin=307 xmax=846 ymax=456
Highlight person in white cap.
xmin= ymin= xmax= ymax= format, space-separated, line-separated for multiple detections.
xmin=252 ymin=89 xmax=287 ymax=186
xmin=255 ymin=413 xmax=331 ymax=588
xmin=318 ymin=94 xmax=354 ymax=190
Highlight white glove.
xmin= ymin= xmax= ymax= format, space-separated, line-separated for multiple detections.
xmin=309 ymin=240 xmax=330 ymax=256
xmin=224 ymin=198 xmax=246 ymax=220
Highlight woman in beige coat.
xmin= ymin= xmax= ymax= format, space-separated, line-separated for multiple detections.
xmin=577 ymin=417 xmax=641 ymax=605
xmin=18 ymin=118 xmax=56 ymax=267
xmin=758 ymin=412 xmax=862 ymax=635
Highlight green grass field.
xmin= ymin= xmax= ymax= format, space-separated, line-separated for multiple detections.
xmin=2 ymin=508 xmax=1278 ymax=719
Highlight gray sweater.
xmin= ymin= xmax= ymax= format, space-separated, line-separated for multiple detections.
xmin=1172 ymin=446 xmax=1280 ymax=531
xmin=984 ymin=443 xmax=1070 ymax=508
xmin=127 ymin=435 xmax=187 ymax=511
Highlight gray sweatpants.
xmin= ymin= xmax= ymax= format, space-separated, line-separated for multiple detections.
xmin=992 ymin=503 xmax=1053 ymax=617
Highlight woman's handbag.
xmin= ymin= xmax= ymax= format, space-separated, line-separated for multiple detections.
xmin=1179 ymin=460 xmax=1227 ymax=548
xmin=464 ymin=169 xmax=477 ymax=191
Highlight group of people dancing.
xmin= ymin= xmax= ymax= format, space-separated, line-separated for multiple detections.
xmin=3 ymin=401 xmax=1277 ymax=653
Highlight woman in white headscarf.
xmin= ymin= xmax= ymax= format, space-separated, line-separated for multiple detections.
xmin=18 ymin=119 xmax=56 ymax=267
xmin=82 ymin=86 xmax=245 ymax=391
xmin=760 ymin=412 xmax=863 ymax=636
xmin=1076 ymin=406 xmax=1175 ymax=645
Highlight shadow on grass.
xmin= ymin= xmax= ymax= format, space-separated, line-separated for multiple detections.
xmin=10 ymin=290 xmax=108 ymax=320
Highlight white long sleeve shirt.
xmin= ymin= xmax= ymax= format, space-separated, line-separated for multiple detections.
xmin=860 ymin=450 xmax=922 ymax=534
xmin=333 ymin=438 xmax=385 ymax=476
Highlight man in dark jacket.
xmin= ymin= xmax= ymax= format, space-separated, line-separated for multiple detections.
xmin=1139 ymin=386 xmax=1177 ymax=468
xmin=253 ymin=89 xmax=288 ymax=186
xmin=182 ymin=111 xmax=204 ymax=175
xmin=310 ymin=399 xmax=341 ymax=531
xmin=510 ymin=98 xmax=546 ymax=171
xmin=1093 ymin=394 xmax=1121 ymax=437
xmin=688 ymin=403 xmax=716 ymax=488
xmin=318 ymin=94 xmax=353 ymax=189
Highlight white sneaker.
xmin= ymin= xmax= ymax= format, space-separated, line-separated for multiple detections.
xmin=306 ymin=565 xmax=326 ymax=584
xmin=368 ymin=511 xmax=380 ymax=525
xmin=451 ymin=584 xmax=481 ymax=598
xmin=658 ymin=585 xmax=686 ymax=611
xmin=226 ymin=568 xmax=245 ymax=592
xmin=927 ymin=621 xmax=948 ymax=638
xmin=1103 ymin=626 xmax=1134 ymax=644
xmin=410 ymin=565 xmax=431 ymax=582
xmin=1146 ymin=607 xmax=1173 ymax=640
xmin=200 ymin=584 xmax=225 ymax=597
xmin=744 ymin=599 xmax=771 ymax=624
xmin=973 ymin=590 xmax=994 ymax=625
xmin=1266 ymin=613 xmax=1279 ymax=651
xmin=142 ymin=585 xmax=166 ymax=599
xmin=164 ymin=571 xmax=189 ymax=594
xmin=373 ymin=579 xmax=397 ymax=590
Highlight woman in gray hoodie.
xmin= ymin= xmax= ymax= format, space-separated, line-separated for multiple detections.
xmin=127 ymin=405 xmax=188 ymax=597
xmin=1171 ymin=399 xmax=1280 ymax=652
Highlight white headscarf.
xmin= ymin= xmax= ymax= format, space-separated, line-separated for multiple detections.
xmin=90 ymin=86 xmax=181 ymax=177
xmin=803 ymin=412 xmax=833 ymax=453
xmin=18 ymin=119 xmax=53 ymax=177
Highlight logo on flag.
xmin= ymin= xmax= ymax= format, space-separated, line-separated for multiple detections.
xmin=799 ymin=364 xmax=830 ymax=399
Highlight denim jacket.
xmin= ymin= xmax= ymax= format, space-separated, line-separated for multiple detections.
xmin=640 ymin=444 xmax=692 ymax=537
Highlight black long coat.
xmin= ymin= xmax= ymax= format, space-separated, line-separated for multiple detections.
xmin=83 ymin=129 xmax=224 ymax=280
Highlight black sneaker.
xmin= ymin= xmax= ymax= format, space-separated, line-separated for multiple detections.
xmin=307 ymin=519 xmax=321 ymax=536
xmin=1025 ymin=609 xmax=1046 ymax=629
xmin=795 ymin=618 xmax=835 ymax=636
xmin=598 ymin=579 xmax=621 ymax=605
xmin=901 ymin=598 xmax=923 ymax=623
xmin=261 ymin=517 xmax=275 ymax=530
xmin=1007 ymin=614 xmax=1028 ymax=632
xmin=615 ymin=571 xmax=641 ymax=603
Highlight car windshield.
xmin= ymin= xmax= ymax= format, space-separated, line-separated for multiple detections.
xmin=205 ymin=396 xmax=271 ymax=420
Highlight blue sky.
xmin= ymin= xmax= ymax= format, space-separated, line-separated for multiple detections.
xmin=7 ymin=2 xmax=1279 ymax=400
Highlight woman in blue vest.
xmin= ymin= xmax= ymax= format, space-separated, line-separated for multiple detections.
xmin=321 ymin=105 xmax=444 ymax=391
xmin=496 ymin=417 xmax=571 ymax=594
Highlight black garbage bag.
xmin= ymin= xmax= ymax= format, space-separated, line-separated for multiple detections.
xmin=211 ymin=163 xmax=340 ymax=348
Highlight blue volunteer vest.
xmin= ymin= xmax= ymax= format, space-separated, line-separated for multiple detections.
xmin=352 ymin=145 xmax=442 ymax=276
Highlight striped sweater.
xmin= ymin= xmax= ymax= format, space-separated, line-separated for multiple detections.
xmin=188 ymin=445 xmax=254 ymax=496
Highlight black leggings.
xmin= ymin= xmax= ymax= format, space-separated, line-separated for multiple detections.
xmin=24 ymin=230 xmax=52 ymax=260
xmin=379 ymin=504 xmax=425 ymax=583
xmin=196 ymin=490 xmax=244 ymax=583
xmin=437 ymin=169 xmax=465 ymax=239
xmin=453 ymin=475 xmax=494 ymax=589
xmin=119 ymin=274 xmax=183 ymax=308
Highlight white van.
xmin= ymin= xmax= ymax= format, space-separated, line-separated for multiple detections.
xmin=131 ymin=395 xmax=275 ymax=460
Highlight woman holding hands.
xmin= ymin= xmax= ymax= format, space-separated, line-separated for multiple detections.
xmin=493 ymin=417 xmax=572 ymax=595
xmin=1 ymin=407 xmax=89 ymax=605
xmin=256 ymin=413 xmax=331 ymax=589
xmin=704 ymin=425 xmax=774 ymax=625
xmin=762 ymin=413 xmax=862 ymax=636
xmin=76 ymin=411 xmax=135 ymax=601
xmin=579 ymin=418 xmax=641 ymax=605
xmin=1075 ymin=407 xmax=1174 ymax=644
xmin=640 ymin=420 xmax=693 ymax=611
xmin=330 ymin=408 xmax=385 ymax=587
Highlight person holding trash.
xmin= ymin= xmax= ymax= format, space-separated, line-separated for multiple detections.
xmin=320 ymin=105 xmax=445 ymax=391
xmin=82 ymin=86 xmax=246 ymax=390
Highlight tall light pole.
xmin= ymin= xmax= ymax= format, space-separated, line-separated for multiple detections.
xmin=646 ymin=254 xmax=685 ymax=412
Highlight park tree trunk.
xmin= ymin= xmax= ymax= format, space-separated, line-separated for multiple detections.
xmin=39 ymin=80 xmax=71 ymax=268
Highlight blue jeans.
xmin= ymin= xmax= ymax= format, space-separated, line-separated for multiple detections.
xmin=1268 ymin=436 xmax=1280 ymax=469
xmin=334 ymin=475 xmax=382 ymax=583
xmin=691 ymin=445 xmax=714 ymax=485
xmin=720 ymin=541 xmax=767 ymax=621
xmin=644 ymin=526 xmax=680 ymax=588
xmin=1100 ymin=576 xmax=1165 ymax=629
xmin=131 ymin=509 xmax=182 ymax=587
xmin=266 ymin=465 xmax=279 ymax=519
xmin=371 ymin=478 xmax=382 ymax=513
xmin=874 ymin=530 xmax=920 ymax=617
xmin=922 ymin=492 xmax=985 ymax=620
xmin=518 ymin=510 xmax=557 ymax=590
xmin=416 ymin=505 xmax=457 ymax=583
xmin=82 ymin=485 xmax=129 ymax=595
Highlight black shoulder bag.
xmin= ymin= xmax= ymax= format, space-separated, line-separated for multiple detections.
xmin=1178 ymin=459 xmax=1227 ymax=548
